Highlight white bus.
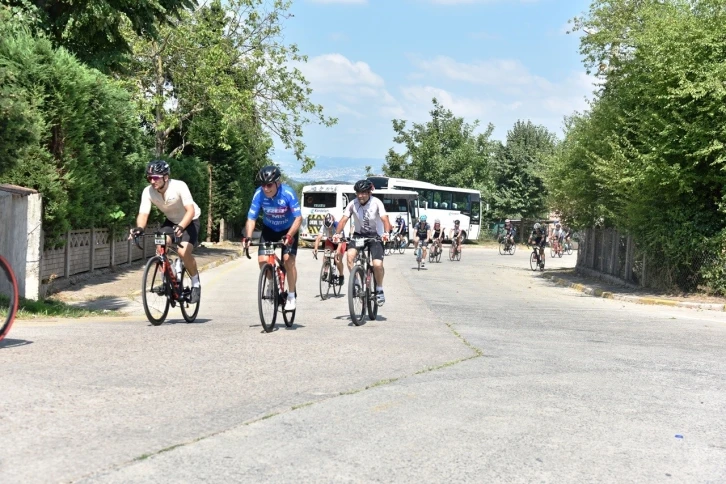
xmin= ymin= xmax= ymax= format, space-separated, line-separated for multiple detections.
xmin=300 ymin=184 xmax=419 ymax=241
xmin=366 ymin=176 xmax=482 ymax=241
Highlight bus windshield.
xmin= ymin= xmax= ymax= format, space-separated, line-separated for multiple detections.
xmin=303 ymin=193 xmax=337 ymax=208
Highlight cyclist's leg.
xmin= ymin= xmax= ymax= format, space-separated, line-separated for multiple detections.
xmin=370 ymin=240 xmax=386 ymax=303
xmin=346 ymin=245 xmax=358 ymax=272
xmin=175 ymin=219 xmax=200 ymax=276
xmin=335 ymin=242 xmax=346 ymax=281
xmin=281 ymin=232 xmax=299 ymax=293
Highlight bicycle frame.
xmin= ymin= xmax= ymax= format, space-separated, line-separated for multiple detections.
xmin=245 ymin=241 xmax=287 ymax=296
xmin=135 ymin=230 xmax=183 ymax=302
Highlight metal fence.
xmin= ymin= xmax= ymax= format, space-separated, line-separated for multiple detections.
xmin=40 ymin=225 xmax=162 ymax=283
xmin=576 ymin=227 xmax=713 ymax=291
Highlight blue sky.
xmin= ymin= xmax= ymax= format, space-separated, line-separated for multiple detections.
xmin=276 ymin=0 xmax=594 ymax=162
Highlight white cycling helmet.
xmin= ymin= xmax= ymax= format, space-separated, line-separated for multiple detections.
xmin=533 ymin=223 xmax=541 ymax=230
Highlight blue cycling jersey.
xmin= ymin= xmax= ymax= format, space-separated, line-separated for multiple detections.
xmin=247 ymin=184 xmax=302 ymax=230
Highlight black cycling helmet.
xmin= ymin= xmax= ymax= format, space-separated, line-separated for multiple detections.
xmin=454 ymin=219 xmax=460 ymax=226
xmin=146 ymin=159 xmax=170 ymax=176
xmin=257 ymin=165 xmax=281 ymax=185
xmin=323 ymin=213 xmax=334 ymax=228
xmin=354 ymin=179 xmax=373 ymax=193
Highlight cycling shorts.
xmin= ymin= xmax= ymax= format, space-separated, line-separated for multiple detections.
xmin=260 ymin=226 xmax=299 ymax=257
xmin=162 ymin=218 xmax=200 ymax=247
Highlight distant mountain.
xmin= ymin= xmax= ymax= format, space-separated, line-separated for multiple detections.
xmin=271 ymin=151 xmax=385 ymax=183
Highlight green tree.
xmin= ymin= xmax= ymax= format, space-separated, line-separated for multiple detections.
xmin=1 ymin=0 xmax=196 ymax=71
xmin=490 ymin=120 xmax=557 ymax=220
xmin=383 ymin=98 xmax=494 ymax=191
xmin=0 ymin=23 xmax=147 ymax=241
xmin=125 ymin=0 xmax=335 ymax=170
xmin=551 ymin=0 xmax=726 ymax=290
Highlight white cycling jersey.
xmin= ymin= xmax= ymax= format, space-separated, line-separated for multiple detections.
xmin=344 ymin=197 xmax=387 ymax=237
xmin=139 ymin=179 xmax=201 ymax=224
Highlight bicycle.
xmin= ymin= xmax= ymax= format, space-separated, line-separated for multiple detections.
xmin=529 ymin=244 xmax=546 ymax=271
xmin=0 ymin=255 xmax=19 ymax=341
xmin=550 ymin=239 xmax=563 ymax=258
xmin=342 ymin=236 xmax=383 ymax=326
xmin=318 ymin=247 xmax=343 ymax=301
xmin=429 ymin=239 xmax=443 ymax=263
xmin=245 ymin=241 xmax=295 ymax=333
xmin=563 ymin=239 xmax=573 ymax=255
xmin=498 ymin=236 xmax=516 ymax=255
xmin=134 ymin=228 xmax=201 ymax=325
xmin=414 ymin=240 xmax=426 ymax=270
xmin=449 ymin=238 xmax=462 ymax=261
xmin=397 ymin=234 xmax=408 ymax=254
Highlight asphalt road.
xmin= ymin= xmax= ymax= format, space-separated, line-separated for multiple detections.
xmin=1 ymin=245 xmax=724 ymax=483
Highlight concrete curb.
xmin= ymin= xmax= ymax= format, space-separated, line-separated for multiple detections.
xmin=543 ymin=274 xmax=726 ymax=312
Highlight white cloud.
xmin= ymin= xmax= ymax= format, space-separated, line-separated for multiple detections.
xmin=329 ymin=32 xmax=349 ymax=41
xmin=306 ymin=0 xmax=367 ymax=4
xmin=295 ymin=53 xmax=384 ymax=94
xmin=426 ymin=0 xmax=539 ymax=4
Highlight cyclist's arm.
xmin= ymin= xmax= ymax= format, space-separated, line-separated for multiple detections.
xmin=135 ymin=212 xmax=149 ymax=231
xmin=313 ymin=232 xmax=323 ymax=252
xmin=335 ymin=215 xmax=350 ymax=235
xmin=286 ymin=215 xmax=302 ymax=238
xmin=178 ymin=204 xmax=195 ymax=233
xmin=381 ymin=214 xmax=392 ymax=233
xmin=244 ymin=189 xmax=263 ymax=239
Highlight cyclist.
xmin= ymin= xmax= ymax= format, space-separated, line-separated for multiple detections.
xmin=332 ymin=179 xmax=391 ymax=305
xmin=528 ymin=222 xmax=547 ymax=268
xmin=551 ymin=222 xmax=564 ymax=255
xmin=503 ymin=219 xmax=516 ymax=248
xmin=392 ymin=215 xmax=407 ymax=248
xmin=563 ymin=225 xmax=574 ymax=250
xmin=242 ymin=165 xmax=302 ymax=310
xmin=430 ymin=219 xmax=445 ymax=257
xmin=413 ymin=214 xmax=432 ymax=267
xmin=313 ymin=213 xmax=346 ymax=286
xmin=130 ymin=160 xmax=202 ymax=303
xmin=449 ymin=219 xmax=464 ymax=252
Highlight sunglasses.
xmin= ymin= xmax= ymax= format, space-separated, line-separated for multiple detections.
xmin=262 ymin=182 xmax=276 ymax=189
xmin=147 ymin=175 xmax=164 ymax=182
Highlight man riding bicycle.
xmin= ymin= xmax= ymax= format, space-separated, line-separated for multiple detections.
xmin=430 ymin=219 xmax=445 ymax=256
xmin=503 ymin=219 xmax=516 ymax=247
xmin=551 ymin=222 xmax=564 ymax=255
xmin=449 ymin=220 xmax=464 ymax=251
xmin=130 ymin=160 xmax=202 ymax=303
xmin=528 ymin=222 xmax=547 ymax=268
xmin=242 ymin=165 xmax=302 ymax=311
xmin=413 ymin=215 xmax=432 ymax=268
xmin=332 ymin=179 xmax=391 ymax=305
xmin=392 ymin=215 xmax=407 ymax=247
xmin=313 ymin=213 xmax=346 ymax=286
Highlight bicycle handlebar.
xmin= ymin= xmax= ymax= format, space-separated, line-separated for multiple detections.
xmin=243 ymin=240 xmax=286 ymax=259
xmin=132 ymin=227 xmax=182 ymax=251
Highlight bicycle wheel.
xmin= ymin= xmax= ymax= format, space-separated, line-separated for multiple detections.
xmin=436 ymin=245 xmax=442 ymax=263
xmin=455 ymin=246 xmax=462 ymax=261
xmin=566 ymin=244 xmax=573 ymax=256
xmin=550 ymin=246 xmax=555 ymax=258
xmin=319 ymin=259 xmax=332 ymax=301
xmin=142 ymin=256 xmax=170 ymax=325
xmin=529 ymin=252 xmax=538 ymax=271
xmin=398 ymin=237 xmax=407 ymax=254
xmin=179 ymin=268 xmax=200 ymax=323
xmin=499 ymin=241 xmax=505 ymax=255
xmin=510 ymin=243 xmax=517 ymax=255
xmin=258 ymin=263 xmax=278 ymax=332
xmin=348 ymin=265 xmax=366 ymax=326
xmin=0 ymin=255 xmax=19 ymax=341
xmin=366 ymin=267 xmax=378 ymax=321
xmin=428 ymin=247 xmax=435 ymax=263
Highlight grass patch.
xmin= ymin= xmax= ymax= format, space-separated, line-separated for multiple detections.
xmin=1 ymin=297 xmax=111 ymax=319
